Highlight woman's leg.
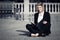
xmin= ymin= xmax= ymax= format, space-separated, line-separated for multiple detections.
xmin=36 ymin=23 xmax=43 ymax=34
xmin=26 ymin=24 xmax=39 ymax=34
xmin=42 ymin=24 xmax=51 ymax=35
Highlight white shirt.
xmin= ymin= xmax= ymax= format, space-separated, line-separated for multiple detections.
xmin=37 ymin=11 xmax=44 ymax=23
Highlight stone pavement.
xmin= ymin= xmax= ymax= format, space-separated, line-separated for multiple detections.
xmin=0 ymin=14 xmax=60 ymax=40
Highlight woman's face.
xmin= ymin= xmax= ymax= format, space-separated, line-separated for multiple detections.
xmin=37 ymin=6 xmax=44 ymax=13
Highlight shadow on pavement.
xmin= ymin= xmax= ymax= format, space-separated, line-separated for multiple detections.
xmin=16 ymin=30 xmax=31 ymax=37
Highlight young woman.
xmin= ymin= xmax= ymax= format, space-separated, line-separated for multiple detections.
xmin=26 ymin=2 xmax=51 ymax=37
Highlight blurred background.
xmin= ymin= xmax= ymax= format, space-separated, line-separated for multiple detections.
xmin=0 ymin=0 xmax=60 ymax=40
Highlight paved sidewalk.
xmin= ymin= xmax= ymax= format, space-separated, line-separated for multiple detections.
xmin=0 ymin=14 xmax=60 ymax=40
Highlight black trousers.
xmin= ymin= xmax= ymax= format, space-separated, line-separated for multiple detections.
xmin=26 ymin=23 xmax=51 ymax=35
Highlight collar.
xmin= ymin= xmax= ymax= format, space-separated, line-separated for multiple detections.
xmin=39 ymin=11 xmax=44 ymax=16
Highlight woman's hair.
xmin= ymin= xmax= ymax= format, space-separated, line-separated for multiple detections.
xmin=36 ymin=2 xmax=43 ymax=7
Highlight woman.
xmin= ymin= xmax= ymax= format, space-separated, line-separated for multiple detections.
xmin=26 ymin=2 xmax=51 ymax=37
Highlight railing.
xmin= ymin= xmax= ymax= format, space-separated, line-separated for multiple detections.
xmin=12 ymin=3 xmax=60 ymax=14
xmin=0 ymin=3 xmax=60 ymax=14
xmin=12 ymin=3 xmax=24 ymax=13
xmin=12 ymin=3 xmax=24 ymax=20
xmin=43 ymin=3 xmax=60 ymax=14
xmin=0 ymin=2 xmax=60 ymax=21
xmin=29 ymin=3 xmax=60 ymax=14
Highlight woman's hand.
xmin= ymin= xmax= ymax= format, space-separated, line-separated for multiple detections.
xmin=43 ymin=21 xmax=47 ymax=24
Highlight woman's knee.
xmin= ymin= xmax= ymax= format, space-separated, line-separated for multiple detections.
xmin=26 ymin=24 xmax=31 ymax=29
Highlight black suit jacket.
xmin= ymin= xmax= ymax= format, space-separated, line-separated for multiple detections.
xmin=34 ymin=12 xmax=51 ymax=25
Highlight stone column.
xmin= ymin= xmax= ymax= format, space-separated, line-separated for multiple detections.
xmin=24 ymin=0 xmax=29 ymax=21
